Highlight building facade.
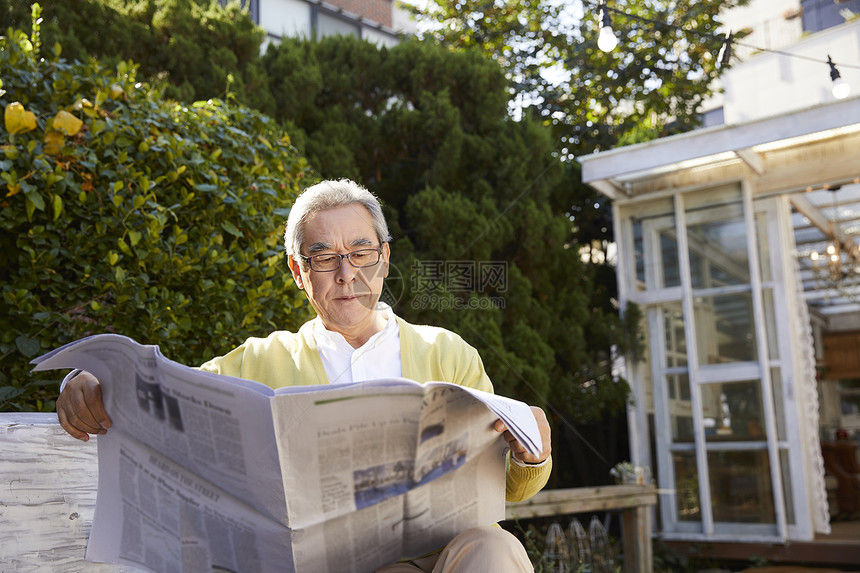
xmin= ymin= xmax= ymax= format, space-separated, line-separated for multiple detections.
xmin=579 ymin=0 xmax=860 ymax=556
xmin=226 ymin=0 xmax=414 ymax=48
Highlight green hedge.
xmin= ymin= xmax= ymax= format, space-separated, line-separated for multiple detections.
xmin=0 ymin=0 xmax=275 ymax=114
xmin=0 ymin=22 xmax=313 ymax=411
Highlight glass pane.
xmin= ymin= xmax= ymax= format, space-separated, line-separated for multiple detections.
xmin=694 ymin=293 xmax=758 ymax=364
xmin=633 ymin=218 xmax=644 ymax=289
xmin=642 ymin=319 xmax=654 ymax=414
xmin=687 ymin=201 xmax=749 ymax=289
xmin=838 ymin=379 xmax=860 ymax=391
xmin=841 ymin=392 xmax=860 ymax=416
xmin=701 ymin=380 xmax=766 ymax=442
xmin=771 ymin=368 xmax=786 ymax=441
xmin=667 ymin=374 xmax=693 ymax=442
xmin=647 ymin=414 xmax=663 ymax=530
xmin=762 ymin=288 xmax=778 ymax=360
xmin=659 ymin=231 xmax=681 ymax=288
xmin=756 ymin=210 xmax=773 ymax=283
xmin=708 ymin=449 xmax=775 ymax=523
xmin=838 ymin=379 xmax=860 ymax=417
xmin=673 ymin=450 xmax=700 ymax=522
xmin=780 ymin=449 xmax=795 ymax=525
xmin=629 ymin=199 xmax=678 ymax=291
xmin=662 ymin=304 xmax=687 ymax=368
xmin=318 ymin=12 xmax=360 ymax=38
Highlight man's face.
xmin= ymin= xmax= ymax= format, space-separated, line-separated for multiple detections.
xmin=288 ymin=204 xmax=390 ymax=337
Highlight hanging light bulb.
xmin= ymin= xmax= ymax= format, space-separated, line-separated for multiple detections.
xmin=807 ymin=186 xmax=860 ymax=298
xmin=717 ymin=31 xmax=733 ymax=68
xmin=828 ymin=55 xmax=851 ymax=100
xmin=597 ymin=2 xmax=617 ymax=53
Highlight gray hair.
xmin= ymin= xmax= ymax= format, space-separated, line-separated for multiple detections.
xmin=284 ymin=179 xmax=392 ymax=257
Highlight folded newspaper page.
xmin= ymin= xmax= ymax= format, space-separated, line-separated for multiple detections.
xmin=32 ymin=334 xmax=542 ymax=573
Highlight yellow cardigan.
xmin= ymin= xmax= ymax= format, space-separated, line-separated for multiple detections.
xmin=200 ymin=315 xmax=551 ymax=502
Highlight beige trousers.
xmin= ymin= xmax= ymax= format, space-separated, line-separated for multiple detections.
xmin=374 ymin=526 xmax=534 ymax=573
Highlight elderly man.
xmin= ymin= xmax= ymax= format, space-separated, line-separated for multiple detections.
xmin=57 ymin=178 xmax=552 ymax=572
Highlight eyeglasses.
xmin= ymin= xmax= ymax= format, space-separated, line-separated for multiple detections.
xmin=299 ymin=246 xmax=384 ymax=272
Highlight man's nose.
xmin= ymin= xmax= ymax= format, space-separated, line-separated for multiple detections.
xmin=335 ymin=257 xmax=357 ymax=282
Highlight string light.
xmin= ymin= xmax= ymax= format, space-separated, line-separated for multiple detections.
xmin=597 ymin=2 xmax=617 ymax=53
xmin=828 ymin=55 xmax=851 ymax=100
xmin=717 ymin=31 xmax=733 ymax=68
xmin=584 ymin=1 xmax=857 ymax=94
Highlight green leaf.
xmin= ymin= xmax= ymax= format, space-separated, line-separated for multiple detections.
xmin=25 ymin=190 xmax=45 ymax=211
xmin=221 ymin=221 xmax=243 ymax=238
xmin=117 ymin=237 xmax=132 ymax=256
xmin=15 ymin=335 xmax=41 ymax=358
xmin=0 ymin=386 xmax=25 ymax=401
xmin=52 ymin=194 xmax=62 ymax=220
xmin=128 ymin=230 xmax=142 ymax=246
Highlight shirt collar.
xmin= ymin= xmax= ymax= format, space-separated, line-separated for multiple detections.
xmin=312 ymin=305 xmax=397 ymax=356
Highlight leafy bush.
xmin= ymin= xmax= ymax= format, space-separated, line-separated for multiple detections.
xmin=0 ymin=20 xmax=313 ymax=411
xmin=0 ymin=0 xmax=275 ymax=113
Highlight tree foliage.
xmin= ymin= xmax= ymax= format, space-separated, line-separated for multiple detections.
xmin=0 ymin=19 xmax=312 ymax=412
xmin=410 ymin=0 xmax=748 ymax=157
xmin=0 ymin=0 xmax=275 ymax=113
xmin=262 ymin=36 xmax=640 ymax=485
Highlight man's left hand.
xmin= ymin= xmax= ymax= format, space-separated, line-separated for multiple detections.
xmin=494 ymin=406 xmax=551 ymax=465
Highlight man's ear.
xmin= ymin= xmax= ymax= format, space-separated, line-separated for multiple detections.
xmin=287 ymin=255 xmax=305 ymax=289
xmin=382 ymin=243 xmax=391 ymax=279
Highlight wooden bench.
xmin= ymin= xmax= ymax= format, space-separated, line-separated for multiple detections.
xmin=1 ymin=413 xmax=656 ymax=572
xmin=0 ymin=413 xmax=138 ymax=571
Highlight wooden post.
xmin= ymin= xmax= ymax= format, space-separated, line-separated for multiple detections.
xmin=620 ymin=503 xmax=652 ymax=573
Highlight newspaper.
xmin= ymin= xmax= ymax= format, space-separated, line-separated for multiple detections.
xmin=32 ymin=334 xmax=542 ymax=573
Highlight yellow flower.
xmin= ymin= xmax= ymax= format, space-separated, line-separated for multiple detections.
xmin=4 ymin=102 xmax=37 ymax=134
xmin=44 ymin=131 xmax=65 ymax=155
xmin=52 ymin=110 xmax=83 ymax=136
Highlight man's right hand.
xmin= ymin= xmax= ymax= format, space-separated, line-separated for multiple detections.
xmin=57 ymin=371 xmax=111 ymax=441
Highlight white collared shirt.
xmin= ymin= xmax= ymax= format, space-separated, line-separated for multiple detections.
xmin=312 ymin=305 xmax=402 ymax=385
